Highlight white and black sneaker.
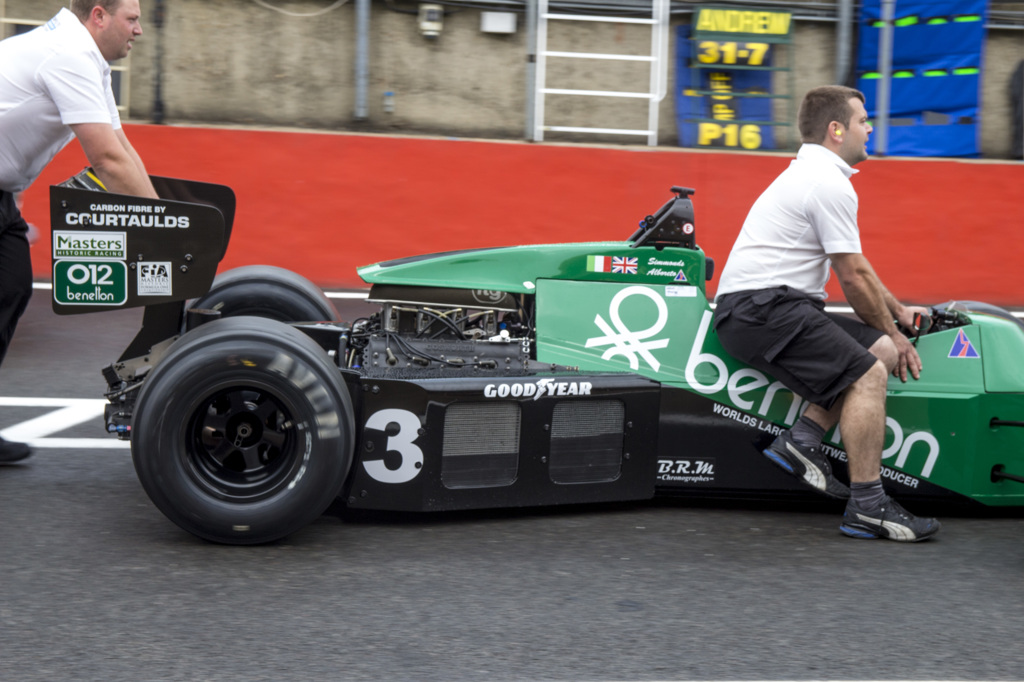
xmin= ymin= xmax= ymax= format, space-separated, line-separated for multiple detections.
xmin=840 ymin=496 xmax=940 ymax=542
xmin=763 ymin=430 xmax=850 ymax=500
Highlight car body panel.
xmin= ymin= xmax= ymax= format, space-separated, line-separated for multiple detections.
xmin=358 ymin=243 xmax=709 ymax=295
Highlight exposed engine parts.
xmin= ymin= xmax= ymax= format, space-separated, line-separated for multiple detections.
xmin=343 ymin=287 xmax=541 ymax=377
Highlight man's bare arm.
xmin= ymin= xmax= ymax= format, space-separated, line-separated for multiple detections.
xmin=114 ymin=127 xmax=154 ymax=189
xmin=831 ymin=252 xmax=923 ymax=381
xmin=70 ymin=122 xmax=157 ymax=198
xmin=831 ymin=253 xmax=898 ymax=331
xmin=873 ymin=274 xmax=927 ymax=331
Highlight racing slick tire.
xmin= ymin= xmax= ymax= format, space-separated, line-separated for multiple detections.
xmin=186 ymin=265 xmax=339 ymax=331
xmin=131 ymin=316 xmax=355 ymax=544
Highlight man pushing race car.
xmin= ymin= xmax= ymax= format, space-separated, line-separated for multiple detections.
xmin=713 ymin=85 xmax=941 ymax=542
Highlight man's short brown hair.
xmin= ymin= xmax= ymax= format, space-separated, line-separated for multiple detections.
xmin=70 ymin=0 xmax=123 ymax=22
xmin=798 ymin=85 xmax=866 ymax=144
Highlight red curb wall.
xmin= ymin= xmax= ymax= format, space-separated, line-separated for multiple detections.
xmin=22 ymin=124 xmax=1024 ymax=305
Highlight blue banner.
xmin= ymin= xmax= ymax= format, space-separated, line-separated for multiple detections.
xmin=857 ymin=0 xmax=987 ymax=157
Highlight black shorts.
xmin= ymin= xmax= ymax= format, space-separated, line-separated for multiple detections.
xmin=713 ymin=286 xmax=883 ymax=410
xmin=0 ymin=190 xmax=34 ymax=367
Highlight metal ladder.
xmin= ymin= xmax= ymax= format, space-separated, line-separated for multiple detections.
xmin=532 ymin=0 xmax=670 ymax=146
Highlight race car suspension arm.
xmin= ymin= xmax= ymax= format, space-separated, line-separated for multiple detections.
xmin=991 ymin=465 xmax=1024 ymax=484
xmin=117 ymin=301 xmax=183 ymax=363
xmin=990 ymin=418 xmax=1024 ymax=428
xmin=987 ymin=418 xmax=1024 ymax=484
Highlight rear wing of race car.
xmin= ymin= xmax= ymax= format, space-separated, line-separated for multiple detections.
xmin=50 ymin=168 xmax=235 ymax=359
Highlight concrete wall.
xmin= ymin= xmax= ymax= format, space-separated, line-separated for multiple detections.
xmin=3 ymin=0 xmax=1022 ymax=157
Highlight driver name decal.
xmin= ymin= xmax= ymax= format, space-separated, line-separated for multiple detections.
xmin=646 ymin=257 xmax=688 ymax=282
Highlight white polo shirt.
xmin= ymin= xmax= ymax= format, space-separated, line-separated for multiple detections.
xmin=715 ymin=143 xmax=862 ymax=301
xmin=0 ymin=8 xmax=120 ymax=193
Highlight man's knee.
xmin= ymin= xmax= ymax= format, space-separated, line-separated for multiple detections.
xmin=852 ymin=358 xmax=890 ymax=393
xmin=869 ymin=334 xmax=898 ymax=373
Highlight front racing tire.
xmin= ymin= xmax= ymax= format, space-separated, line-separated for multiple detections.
xmin=186 ymin=265 xmax=339 ymax=331
xmin=131 ymin=316 xmax=355 ymax=544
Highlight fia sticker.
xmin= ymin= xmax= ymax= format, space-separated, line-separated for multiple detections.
xmin=137 ymin=261 xmax=173 ymax=296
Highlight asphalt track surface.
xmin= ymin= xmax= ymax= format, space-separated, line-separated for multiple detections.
xmin=2 ymin=288 xmax=1024 ymax=681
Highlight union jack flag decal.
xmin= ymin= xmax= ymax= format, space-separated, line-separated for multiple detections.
xmin=611 ymin=256 xmax=638 ymax=274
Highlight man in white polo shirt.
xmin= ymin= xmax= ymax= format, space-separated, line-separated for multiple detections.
xmin=0 ymin=0 xmax=157 ymax=463
xmin=713 ymin=85 xmax=940 ymax=542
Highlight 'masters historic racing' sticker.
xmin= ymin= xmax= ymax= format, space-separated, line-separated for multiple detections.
xmin=52 ymin=231 xmax=126 ymax=260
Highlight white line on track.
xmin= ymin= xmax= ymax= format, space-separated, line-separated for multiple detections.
xmin=0 ymin=397 xmax=129 ymax=449
xmin=323 ymin=291 xmax=373 ymax=300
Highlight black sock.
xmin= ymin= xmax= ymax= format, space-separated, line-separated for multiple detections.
xmin=851 ymin=479 xmax=886 ymax=509
xmin=790 ymin=415 xmax=826 ymax=449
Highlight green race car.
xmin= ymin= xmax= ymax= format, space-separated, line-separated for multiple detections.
xmin=51 ymin=173 xmax=1024 ymax=544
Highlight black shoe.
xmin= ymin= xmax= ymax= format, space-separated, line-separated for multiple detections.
xmin=840 ymin=496 xmax=940 ymax=542
xmin=763 ymin=430 xmax=850 ymax=500
xmin=0 ymin=436 xmax=31 ymax=463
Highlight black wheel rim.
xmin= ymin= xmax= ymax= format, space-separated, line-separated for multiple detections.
xmin=184 ymin=384 xmax=305 ymax=501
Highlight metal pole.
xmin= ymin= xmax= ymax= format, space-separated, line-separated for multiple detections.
xmin=354 ymin=0 xmax=370 ymax=121
xmin=525 ymin=0 xmax=537 ymax=139
xmin=875 ymin=0 xmax=895 ymax=156
xmin=152 ymin=0 xmax=165 ymax=124
xmin=835 ymin=0 xmax=852 ymax=85
xmin=533 ymin=0 xmax=549 ymax=142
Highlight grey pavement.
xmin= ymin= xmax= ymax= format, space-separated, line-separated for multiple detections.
xmin=1 ymin=290 xmax=1023 ymax=681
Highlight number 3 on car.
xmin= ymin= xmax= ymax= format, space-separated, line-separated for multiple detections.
xmin=363 ymin=409 xmax=424 ymax=484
